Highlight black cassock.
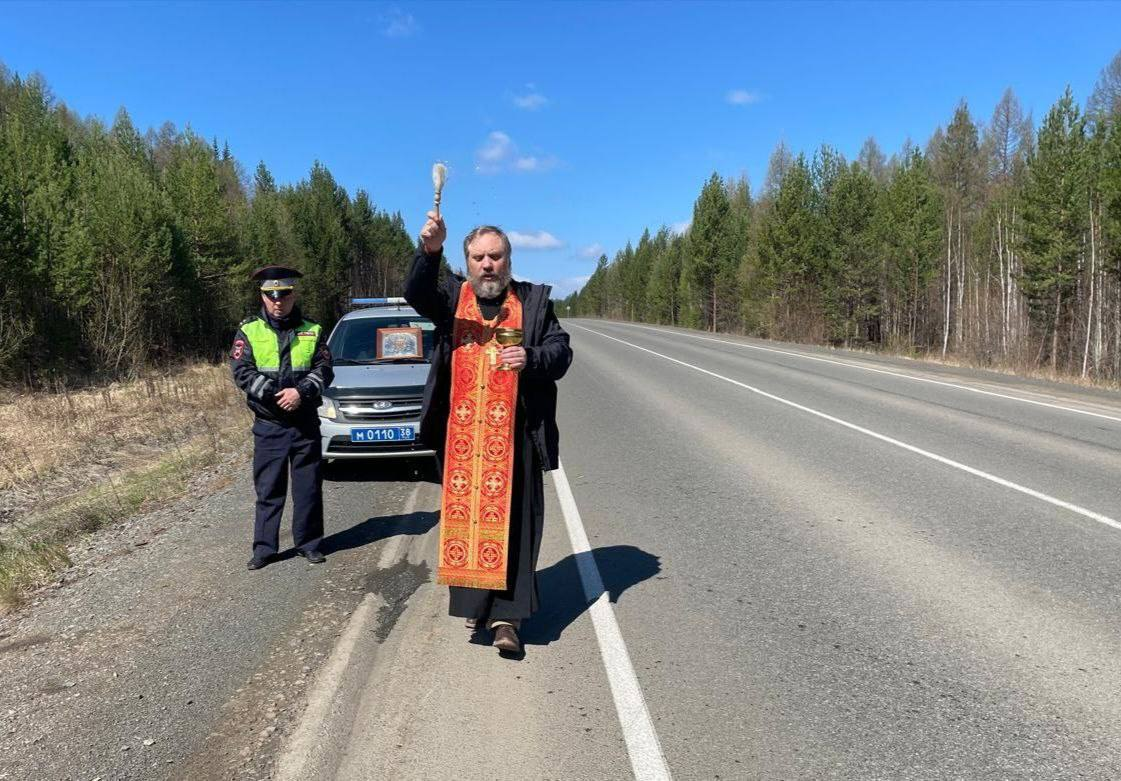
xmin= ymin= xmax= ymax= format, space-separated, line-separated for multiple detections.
xmin=448 ymin=294 xmax=546 ymax=622
xmin=448 ymin=407 xmax=544 ymax=621
xmin=404 ymin=254 xmax=572 ymax=625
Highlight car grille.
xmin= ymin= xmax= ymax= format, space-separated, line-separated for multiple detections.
xmin=336 ymin=396 xmax=422 ymax=423
xmin=327 ymin=436 xmax=431 ymax=453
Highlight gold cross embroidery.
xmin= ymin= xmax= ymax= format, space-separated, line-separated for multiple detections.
xmin=485 ymin=344 xmax=499 ymax=366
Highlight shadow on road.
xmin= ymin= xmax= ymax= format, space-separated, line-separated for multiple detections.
xmin=323 ymin=457 xmax=440 ymax=484
xmin=320 ymin=510 xmax=439 ymax=556
xmin=521 ymin=545 xmax=662 ymax=646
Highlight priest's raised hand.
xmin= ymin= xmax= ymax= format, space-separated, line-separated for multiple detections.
xmin=420 ymin=210 xmax=446 ymax=254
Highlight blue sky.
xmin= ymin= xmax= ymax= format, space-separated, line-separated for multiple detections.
xmin=2 ymin=1 xmax=1120 ymax=296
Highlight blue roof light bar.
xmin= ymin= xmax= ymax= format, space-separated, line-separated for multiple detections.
xmin=351 ymin=297 xmax=408 ymax=307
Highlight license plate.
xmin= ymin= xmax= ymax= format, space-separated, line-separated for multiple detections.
xmin=351 ymin=426 xmax=415 ymax=443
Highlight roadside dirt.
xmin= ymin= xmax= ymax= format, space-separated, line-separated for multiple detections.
xmin=0 ymin=446 xmax=434 ymax=780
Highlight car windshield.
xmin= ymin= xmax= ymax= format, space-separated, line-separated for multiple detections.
xmin=329 ymin=315 xmax=435 ymax=364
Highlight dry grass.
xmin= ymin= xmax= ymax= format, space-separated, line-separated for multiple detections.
xmin=0 ymin=363 xmax=252 ymax=609
xmin=0 ymin=363 xmax=245 ymax=493
xmin=829 ymin=341 xmax=1121 ymax=391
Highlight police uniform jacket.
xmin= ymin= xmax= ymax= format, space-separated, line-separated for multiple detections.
xmin=230 ymin=307 xmax=334 ymax=426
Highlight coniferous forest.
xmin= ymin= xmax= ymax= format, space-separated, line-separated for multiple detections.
xmin=5 ymin=53 xmax=1121 ymax=387
xmin=0 ymin=64 xmax=415 ymax=386
xmin=563 ymin=51 xmax=1121 ymax=383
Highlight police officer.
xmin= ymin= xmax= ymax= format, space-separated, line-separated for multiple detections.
xmin=230 ymin=266 xmax=334 ymax=570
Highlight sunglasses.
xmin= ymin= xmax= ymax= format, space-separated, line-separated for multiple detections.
xmin=263 ymin=289 xmax=293 ymax=301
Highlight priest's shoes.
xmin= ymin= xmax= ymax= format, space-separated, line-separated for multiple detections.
xmin=493 ymin=624 xmax=522 ymax=654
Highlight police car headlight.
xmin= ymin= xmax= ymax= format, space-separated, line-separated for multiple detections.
xmin=318 ymin=397 xmax=338 ymax=420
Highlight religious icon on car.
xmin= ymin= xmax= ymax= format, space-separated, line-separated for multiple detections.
xmin=376 ymin=326 xmax=423 ymax=359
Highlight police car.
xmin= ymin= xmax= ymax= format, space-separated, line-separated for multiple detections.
xmin=318 ymin=298 xmax=436 ymax=460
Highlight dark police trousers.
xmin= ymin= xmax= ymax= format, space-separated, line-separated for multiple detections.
xmin=252 ymin=419 xmax=324 ymax=557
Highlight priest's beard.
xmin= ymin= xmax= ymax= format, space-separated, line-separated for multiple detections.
xmin=469 ymin=266 xmax=511 ymax=299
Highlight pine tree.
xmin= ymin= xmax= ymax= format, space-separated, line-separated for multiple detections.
xmin=878 ymin=150 xmax=943 ymax=346
xmin=756 ymin=155 xmax=821 ymax=339
xmin=825 ymin=163 xmax=880 ymax=344
xmin=0 ymin=72 xmax=76 ymax=377
xmin=254 ymin=160 xmax=276 ymax=195
xmin=687 ymin=173 xmax=733 ymax=331
xmin=645 ymin=228 xmax=681 ymax=324
xmin=720 ymin=175 xmax=752 ymax=332
xmin=578 ymin=255 xmax=609 ymax=317
xmin=63 ymin=124 xmax=192 ymax=372
xmin=1019 ymin=88 xmax=1087 ymax=370
xmin=286 ymin=161 xmax=352 ymax=328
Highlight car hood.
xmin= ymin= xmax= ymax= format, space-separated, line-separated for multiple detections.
xmin=327 ymin=362 xmax=430 ymax=394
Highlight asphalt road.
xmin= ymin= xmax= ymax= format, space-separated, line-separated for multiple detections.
xmin=4 ymin=318 xmax=1121 ymax=780
xmin=556 ymin=319 xmax=1121 ymax=780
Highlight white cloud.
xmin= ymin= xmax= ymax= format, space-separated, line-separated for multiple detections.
xmin=475 ymin=131 xmax=559 ymax=174
xmin=382 ymin=8 xmax=419 ymax=37
xmin=726 ymin=89 xmax=762 ymax=106
xmin=476 ymin=131 xmax=514 ymax=170
xmin=579 ymin=243 xmax=605 ymax=258
xmin=508 ymin=230 xmax=565 ymax=250
xmin=671 ymin=220 xmax=692 ymax=235
xmin=514 ymin=155 xmax=559 ymax=172
xmin=513 ymin=92 xmax=549 ymax=110
xmin=547 ymin=275 xmax=593 ymax=298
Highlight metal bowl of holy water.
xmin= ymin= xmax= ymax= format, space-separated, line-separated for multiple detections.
xmin=494 ymin=327 xmax=523 ymax=371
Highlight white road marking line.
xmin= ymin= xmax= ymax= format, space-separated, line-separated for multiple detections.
xmin=551 ymin=462 xmax=673 ymax=781
xmin=572 ymin=324 xmax=1121 ymax=534
xmin=608 ymin=321 xmax=1121 ymax=425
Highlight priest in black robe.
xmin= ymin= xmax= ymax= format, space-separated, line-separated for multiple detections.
xmin=405 ymin=211 xmax=572 ymax=655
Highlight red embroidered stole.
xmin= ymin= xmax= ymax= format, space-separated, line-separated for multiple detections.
xmin=437 ymin=282 xmax=523 ymax=589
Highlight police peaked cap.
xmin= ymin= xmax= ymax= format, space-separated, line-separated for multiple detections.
xmin=251 ymin=265 xmax=303 ymax=291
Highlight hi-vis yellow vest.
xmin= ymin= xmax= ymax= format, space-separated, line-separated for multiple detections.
xmin=241 ymin=318 xmax=321 ymax=377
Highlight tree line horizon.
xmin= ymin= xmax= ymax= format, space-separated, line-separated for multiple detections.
xmin=0 ymin=62 xmax=415 ymax=387
xmin=3 ymin=52 xmax=1121 ymax=387
xmin=561 ymin=50 xmax=1121 ymax=383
